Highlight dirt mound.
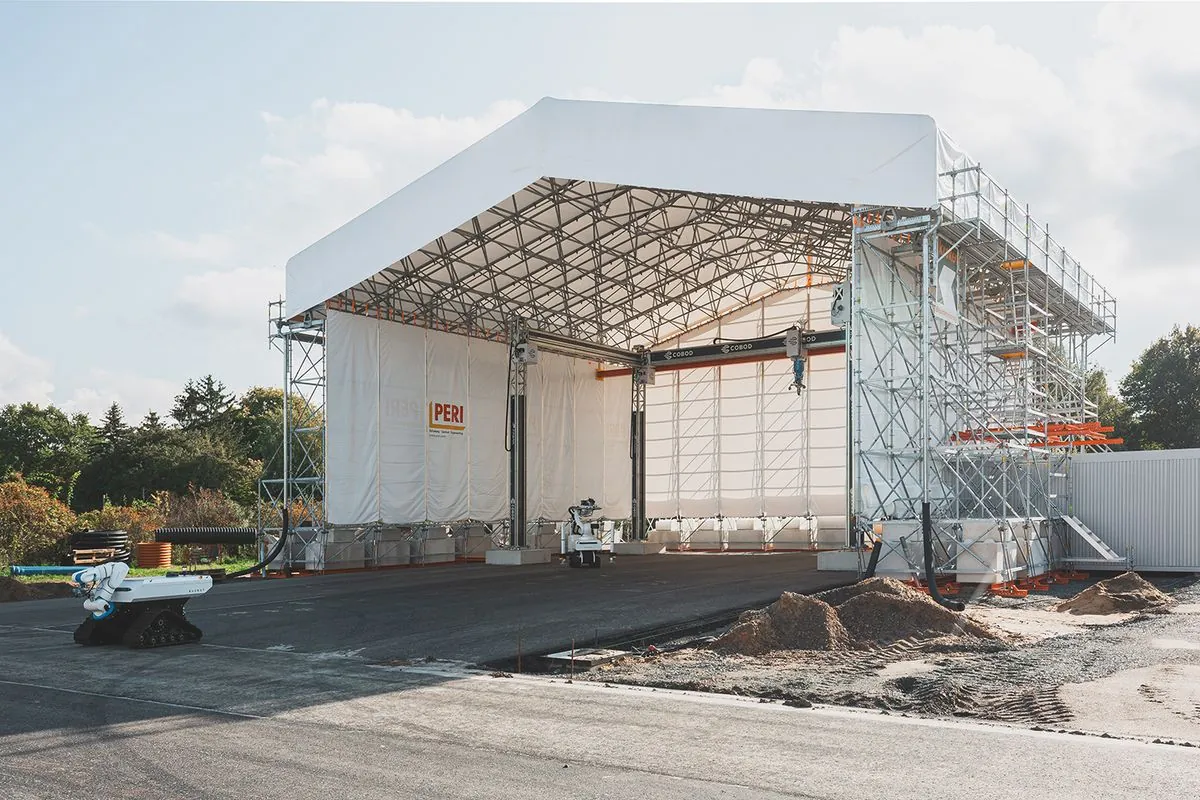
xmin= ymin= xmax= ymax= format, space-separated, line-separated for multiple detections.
xmin=0 ymin=577 xmax=34 ymax=602
xmin=815 ymin=577 xmax=926 ymax=607
xmin=838 ymin=591 xmax=1001 ymax=645
xmin=709 ymin=592 xmax=850 ymax=655
xmin=1057 ymin=572 xmax=1174 ymax=615
xmin=0 ymin=577 xmax=74 ymax=603
xmin=711 ymin=576 xmax=1005 ymax=656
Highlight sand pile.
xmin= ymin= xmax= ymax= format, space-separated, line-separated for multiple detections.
xmin=815 ymin=576 xmax=922 ymax=607
xmin=1057 ymin=571 xmax=1174 ymax=615
xmin=838 ymin=592 xmax=999 ymax=644
xmin=711 ymin=578 xmax=1001 ymax=655
xmin=709 ymin=592 xmax=851 ymax=655
xmin=0 ymin=577 xmax=74 ymax=603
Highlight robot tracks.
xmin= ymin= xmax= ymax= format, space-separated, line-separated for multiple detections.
xmin=74 ymin=599 xmax=203 ymax=649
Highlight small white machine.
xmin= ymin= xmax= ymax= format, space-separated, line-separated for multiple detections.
xmin=72 ymin=561 xmax=213 ymax=648
xmin=562 ymin=498 xmax=604 ymax=568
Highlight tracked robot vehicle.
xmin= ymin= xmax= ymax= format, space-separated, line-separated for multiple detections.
xmin=71 ymin=561 xmax=213 ymax=648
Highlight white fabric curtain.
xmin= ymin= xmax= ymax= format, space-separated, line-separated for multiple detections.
xmin=643 ymin=286 xmax=847 ymax=519
xmin=326 ymin=311 xmax=632 ymax=525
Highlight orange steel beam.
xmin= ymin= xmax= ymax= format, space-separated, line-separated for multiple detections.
xmin=595 ymin=344 xmax=846 ymax=379
xmin=1031 ymin=438 xmax=1124 ymax=448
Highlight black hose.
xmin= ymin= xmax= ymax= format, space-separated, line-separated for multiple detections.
xmin=922 ymin=502 xmax=965 ymax=611
xmin=223 ymin=509 xmax=290 ymax=580
xmin=864 ymin=539 xmax=882 ymax=578
xmin=155 ymin=527 xmax=258 ymax=545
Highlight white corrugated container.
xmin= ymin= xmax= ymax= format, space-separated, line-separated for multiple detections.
xmin=1071 ymin=448 xmax=1200 ymax=572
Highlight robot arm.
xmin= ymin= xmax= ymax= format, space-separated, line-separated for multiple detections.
xmin=72 ymin=561 xmax=130 ymax=619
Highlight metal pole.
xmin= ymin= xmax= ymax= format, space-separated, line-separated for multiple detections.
xmin=921 ymin=227 xmax=931 ymax=510
xmin=630 ymin=374 xmax=648 ymax=541
xmin=507 ymin=320 xmax=528 ymax=549
xmin=282 ymin=326 xmax=292 ymax=540
xmin=847 ymin=223 xmax=860 ymax=564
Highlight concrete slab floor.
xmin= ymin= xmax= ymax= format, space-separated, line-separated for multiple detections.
xmin=0 ymin=551 xmax=853 ymax=666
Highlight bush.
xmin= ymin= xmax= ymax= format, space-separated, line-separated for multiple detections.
xmin=75 ymin=497 xmax=166 ymax=546
xmin=0 ymin=475 xmax=78 ymax=565
xmin=161 ymin=486 xmax=248 ymax=528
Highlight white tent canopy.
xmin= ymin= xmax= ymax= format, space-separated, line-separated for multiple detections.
xmin=285 ymin=99 xmax=940 ymax=349
xmin=279 ymin=98 xmax=1115 ymax=551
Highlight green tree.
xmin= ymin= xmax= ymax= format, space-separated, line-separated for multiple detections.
xmin=1085 ymin=369 xmax=1133 ymax=450
xmin=141 ymin=410 xmax=164 ymax=432
xmin=171 ymin=375 xmax=235 ymax=432
xmin=74 ymin=418 xmax=260 ymax=511
xmin=0 ymin=403 xmax=97 ymax=500
xmin=98 ymin=402 xmax=130 ymax=447
xmin=1119 ymin=325 xmax=1200 ymax=450
xmin=229 ymin=387 xmax=323 ymax=480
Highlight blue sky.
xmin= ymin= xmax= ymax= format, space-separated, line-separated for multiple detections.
xmin=2 ymin=2 xmax=1197 ymax=420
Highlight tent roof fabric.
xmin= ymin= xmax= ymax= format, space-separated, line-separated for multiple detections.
xmin=285 ymin=99 xmax=940 ymax=345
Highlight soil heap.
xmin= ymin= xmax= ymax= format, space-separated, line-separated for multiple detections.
xmin=710 ymin=578 xmax=1001 ymax=655
xmin=709 ymin=592 xmax=850 ymax=655
xmin=1056 ymin=571 xmax=1174 ymax=615
xmin=0 ymin=576 xmax=74 ymax=603
xmin=815 ymin=576 xmax=921 ymax=607
xmin=837 ymin=591 xmax=999 ymax=645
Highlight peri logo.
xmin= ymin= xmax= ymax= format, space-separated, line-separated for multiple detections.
xmin=428 ymin=401 xmax=467 ymax=433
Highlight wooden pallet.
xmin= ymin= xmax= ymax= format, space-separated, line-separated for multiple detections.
xmin=72 ymin=548 xmax=118 ymax=565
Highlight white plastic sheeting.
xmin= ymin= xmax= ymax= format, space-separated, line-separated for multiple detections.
xmin=325 ymin=310 xmax=631 ymax=526
xmin=287 ymin=99 xmax=940 ymax=317
xmin=644 ymin=286 xmax=846 ymax=519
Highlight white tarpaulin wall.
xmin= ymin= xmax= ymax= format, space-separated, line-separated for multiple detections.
xmin=644 ymin=286 xmax=846 ymax=519
xmin=325 ymin=310 xmax=631 ymax=526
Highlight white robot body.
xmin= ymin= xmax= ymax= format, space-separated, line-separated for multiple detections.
xmin=72 ymin=561 xmax=214 ymax=648
xmin=563 ymin=498 xmax=604 ymax=568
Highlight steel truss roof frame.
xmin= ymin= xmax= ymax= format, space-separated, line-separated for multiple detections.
xmin=325 ymin=179 xmax=851 ymax=354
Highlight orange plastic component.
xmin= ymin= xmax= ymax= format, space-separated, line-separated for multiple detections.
xmin=1017 ymin=577 xmax=1051 ymax=592
xmin=988 ymin=582 xmax=1029 ymax=598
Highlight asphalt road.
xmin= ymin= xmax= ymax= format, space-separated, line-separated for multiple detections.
xmin=1 ymin=552 xmax=851 ymax=664
xmin=1 ymin=627 xmax=1196 ymax=800
xmin=3 ymin=555 xmax=1196 ymax=798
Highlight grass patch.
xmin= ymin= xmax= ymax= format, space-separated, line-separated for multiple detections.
xmin=3 ymin=558 xmax=260 ymax=584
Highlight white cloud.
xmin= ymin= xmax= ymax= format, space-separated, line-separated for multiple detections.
xmin=687 ymin=57 xmax=794 ymax=108
xmin=175 ymin=266 xmax=284 ymax=324
xmin=0 ymin=332 xmax=54 ymax=407
xmin=0 ymin=333 xmax=179 ymax=421
xmin=140 ymin=231 xmax=237 ymax=264
xmin=674 ymin=16 xmax=1198 ymax=376
xmin=142 ymin=98 xmax=526 ymax=335
xmin=61 ymin=369 xmax=179 ymax=423
xmin=125 ymin=6 xmax=1199 ymax=383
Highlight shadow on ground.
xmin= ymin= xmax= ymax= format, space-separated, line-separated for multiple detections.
xmin=0 ymin=552 xmax=853 ymax=738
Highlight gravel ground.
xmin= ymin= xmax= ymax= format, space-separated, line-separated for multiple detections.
xmin=582 ymin=574 xmax=1200 ymax=742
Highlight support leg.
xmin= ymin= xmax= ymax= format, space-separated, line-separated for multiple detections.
xmin=631 ymin=371 xmax=648 ymax=540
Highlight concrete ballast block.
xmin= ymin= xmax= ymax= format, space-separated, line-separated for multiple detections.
xmin=485 ymin=549 xmax=553 ymax=566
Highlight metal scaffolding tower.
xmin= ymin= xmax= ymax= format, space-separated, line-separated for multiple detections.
xmin=850 ymin=159 xmax=1117 ymax=582
xmin=259 ymin=301 xmax=327 ymax=569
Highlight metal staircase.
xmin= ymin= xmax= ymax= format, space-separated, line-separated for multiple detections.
xmin=1060 ymin=515 xmax=1127 ymax=567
